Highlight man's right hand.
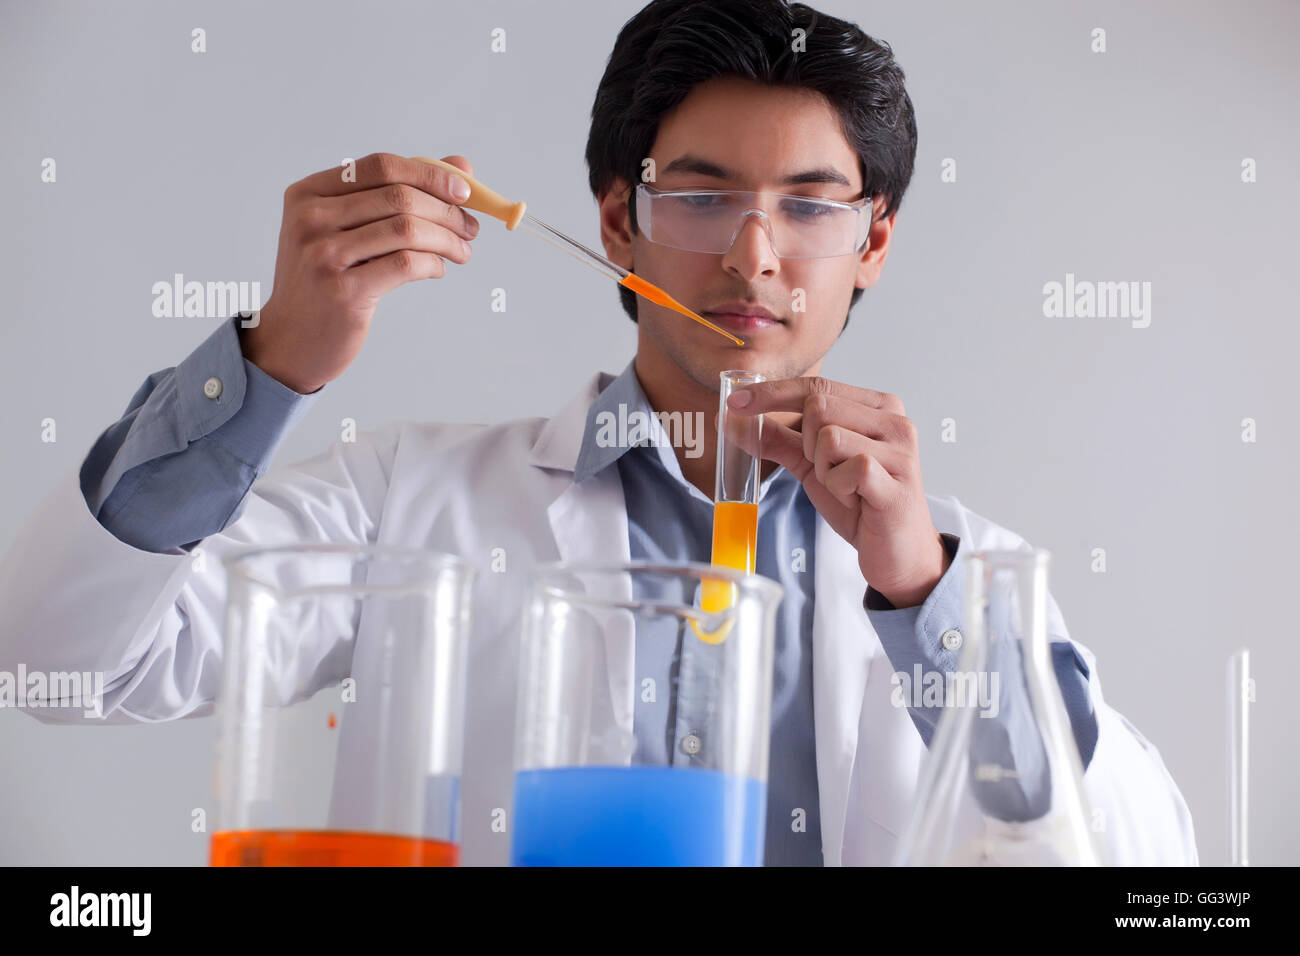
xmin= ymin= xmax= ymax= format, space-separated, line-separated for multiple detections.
xmin=241 ymin=152 xmax=480 ymax=394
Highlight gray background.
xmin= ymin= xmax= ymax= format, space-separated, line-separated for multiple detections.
xmin=1 ymin=0 xmax=1295 ymax=865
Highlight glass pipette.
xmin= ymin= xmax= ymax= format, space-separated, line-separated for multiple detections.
xmin=410 ymin=156 xmax=744 ymax=346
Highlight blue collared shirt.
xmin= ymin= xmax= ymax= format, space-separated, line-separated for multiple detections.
xmin=83 ymin=315 xmax=1099 ymax=865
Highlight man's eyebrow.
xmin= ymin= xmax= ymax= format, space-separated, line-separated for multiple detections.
xmin=660 ymin=154 xmax=852 ymax=187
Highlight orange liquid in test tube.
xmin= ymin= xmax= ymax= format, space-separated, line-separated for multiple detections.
xmin=210 ymin=830 xmax=458 ymax=867
xmin=710 ymin=501 xmax=758 ymax=576
xmin=694 ymin=501 xmax=758 ymax=644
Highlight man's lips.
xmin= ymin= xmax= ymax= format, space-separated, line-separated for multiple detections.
xmin=702 ymin=310 xmax=785 ymax=332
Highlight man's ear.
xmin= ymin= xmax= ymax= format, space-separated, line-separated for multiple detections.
xmin=854 ymin=198 xmax=896 ymax=291
xmin=598 ymin=177 xmax=636 ymax=271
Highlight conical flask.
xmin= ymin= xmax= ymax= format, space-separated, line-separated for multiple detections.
xmin=893 ymin=548 xmax=1106 ymax=866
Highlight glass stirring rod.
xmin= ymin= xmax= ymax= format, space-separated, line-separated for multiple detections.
xmin=410 ymin=156 xmax=744 ymax=346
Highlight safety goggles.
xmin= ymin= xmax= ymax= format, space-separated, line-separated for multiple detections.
xmin=634 ymin=183 xmax=876 ymax=259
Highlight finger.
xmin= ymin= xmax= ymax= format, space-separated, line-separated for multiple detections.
xmin=321 ymin=182 xmax=479 ymax=238
xmin=297 ymin=152 xmax=473 ymax=205
xmin=720 ymin=412 xmax=859 ymax=533
xmin=724 ymin=413 xmax=810 ymax=479
xmin=812 ymin=424 xmax=912 ymax=485
xmin=326 ymin=214 xmax=472 ymax=269
xmin=800 ymin=392 xmax=916 ymax=464
xmin=822 ymin=453 xmax=899 ymax=511
xmin=344 ymin=249 xmax=446 ymax=300
xmin=728 ymin=375 xmax=903 ymax=417
xmin=435 ymin=154 xmax=475 ymax=179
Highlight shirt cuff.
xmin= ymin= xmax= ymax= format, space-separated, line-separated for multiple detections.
xmin=863 ymin=532 xmax=964 ymax=670
xmin=174 ymin=315 xmax=254 ymax=439
xmin=85 ymin=314 xmax=324 ymax=554
xmin=865 ymin=532 xmax=960 ymax=611
xmin=84 ymin=315 xmax=252 ymax=515
xmin=208 ymin=349 xmax=323 ymax=475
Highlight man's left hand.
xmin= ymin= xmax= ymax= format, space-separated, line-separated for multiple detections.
xmin=727 ymin=376 xmax=949 ymax=608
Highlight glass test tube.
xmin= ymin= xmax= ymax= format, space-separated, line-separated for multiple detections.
xmin=696 ymin=370 xmax=764 ymax=643
xmin=1228 ymin=649 xmax=1250 ymax=866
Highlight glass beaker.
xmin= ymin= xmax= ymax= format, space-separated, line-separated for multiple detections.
xmin=511 ymin=561 xmax=784 ymax=866
xmin=211 ymin=545 xmax=475 ymax=866
xmin=893 ymin=548 xmax=1106 ymax=866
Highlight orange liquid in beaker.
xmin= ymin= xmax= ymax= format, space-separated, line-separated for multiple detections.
xmin=694 ymin=501 xmax=758 ymax=644
xmin=210 ymin=829 xmax=458 ymax=867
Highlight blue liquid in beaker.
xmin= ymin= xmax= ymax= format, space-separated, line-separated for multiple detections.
xmin=510 ymin=765 xmax=766 ymax=866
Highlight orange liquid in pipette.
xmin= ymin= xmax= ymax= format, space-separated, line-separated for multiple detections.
xmin=693 ymin=501 xmax=758 ymax=644
xmin=619 ymin=273 xmax=744 ymax=346
xmin=210 ymin=829 xmax=458 ymax=866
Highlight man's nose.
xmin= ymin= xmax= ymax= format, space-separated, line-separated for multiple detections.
xmin=721 ymin=213 xmax=780 ymax=280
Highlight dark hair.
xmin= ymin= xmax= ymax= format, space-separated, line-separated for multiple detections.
xmin=586 ymin=0 xmax=918 ymax=327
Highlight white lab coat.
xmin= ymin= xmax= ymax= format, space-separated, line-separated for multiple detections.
xmin=0 ymin=371 xmax=1198 ymax=866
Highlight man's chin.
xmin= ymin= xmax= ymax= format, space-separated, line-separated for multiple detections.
xmin=675 ymin=353 xmax=776 ymax=394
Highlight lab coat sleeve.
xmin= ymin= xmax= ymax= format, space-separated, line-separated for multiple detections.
xmin=865 ymin=532 xmax=1103 ymax=827
xmin=1068 ymin=626 xmax=1201 ymax=865
xmin=904 ymin=496 xmax=1199 ymax=865
xmin=1016 ymin=556 xmax=1198 ymax=864
xmin=0 ymin=416 xmax=402 ymax=726
xmin=866 ymin=532 xmax=1097 ymax=764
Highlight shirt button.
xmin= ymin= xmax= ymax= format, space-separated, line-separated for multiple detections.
xmin=941 ymin=628 xmax=963 ymax=651
xmin=681 ymin=734 xmax=702 ymax=756
xmin=202 ymin=376 xmax=224 ymax=400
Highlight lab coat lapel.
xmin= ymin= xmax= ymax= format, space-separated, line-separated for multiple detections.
xmin=529 ymin=373 xmax=636 ymax=738
xmin=811 ymin=511 xmax=875 ymax=866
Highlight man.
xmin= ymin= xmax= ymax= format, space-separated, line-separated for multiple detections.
xmin=0 ymin=0 xmax=1196 ymax=865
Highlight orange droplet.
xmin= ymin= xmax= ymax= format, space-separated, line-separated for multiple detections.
xmin=328 ymin=712 xmax=337 ymax=729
